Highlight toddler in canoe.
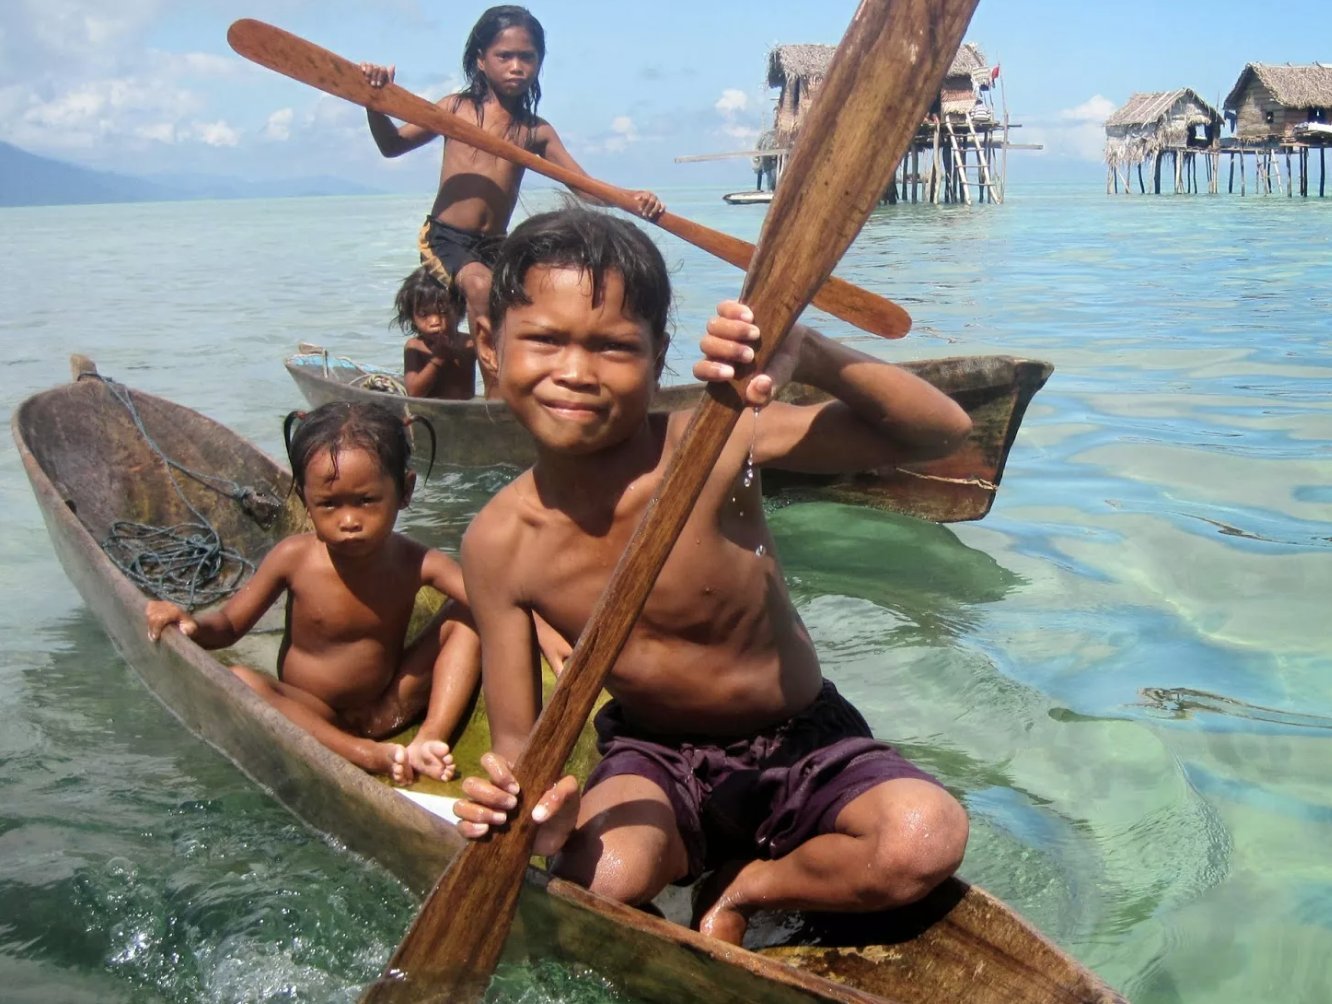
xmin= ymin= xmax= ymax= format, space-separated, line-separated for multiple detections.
xmin=395 ymin=265 xmax=476 ymax=400
xmin=146 ymin=401 xmax=477 ymax=783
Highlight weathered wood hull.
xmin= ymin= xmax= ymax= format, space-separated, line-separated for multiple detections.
xmin=285 ymin=347 xmax=1053 ymax=523
xmin=14 ymin=364 xmax=1122 ymax=1003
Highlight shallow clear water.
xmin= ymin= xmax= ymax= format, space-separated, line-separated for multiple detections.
xmin=1 ymin=183 xmax=1329 ymax=1002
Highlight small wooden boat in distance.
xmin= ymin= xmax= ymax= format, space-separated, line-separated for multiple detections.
xmin=724 ymin=190 xmax=776 ymax=205
xmin=15 ymin=359 xmax=1122 ymax=1003
xmin=286 ymin=344 xmax=1054 ymax=524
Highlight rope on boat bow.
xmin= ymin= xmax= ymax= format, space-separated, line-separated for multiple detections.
xmin=95 ymin=377 xmax=283 ymax=610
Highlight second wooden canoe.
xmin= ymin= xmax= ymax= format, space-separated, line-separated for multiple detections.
xmin=285 ymin=345 xmax=1053 ymax=524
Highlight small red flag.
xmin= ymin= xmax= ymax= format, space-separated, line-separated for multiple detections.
xmin=990 ymin=64 xmax=1001 ymax=83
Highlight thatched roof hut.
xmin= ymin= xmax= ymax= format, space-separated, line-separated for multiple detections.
xmin=1223 ymin=63 xmax=1332 ymax=142
xmin=766 ymin=44 xmax=836 ymax=148
xmin=1104 ymin=89 xmax=1221 ymax=169
xmin=766 ymin=41 xmax=993 ymax=147
xmin=941 ymin=42 xmax=991 ymax=116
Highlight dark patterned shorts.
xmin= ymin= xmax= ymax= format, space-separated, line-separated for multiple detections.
xmin=586 ymin=680 xmax=942 ymax=884
xmin=418 ymin=218 xmax=504 ymax=289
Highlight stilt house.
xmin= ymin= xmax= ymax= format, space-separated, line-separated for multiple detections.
xmin=1223 ymin=63 xmax=1332 ymax=143
xmin=1104 ymin=89 xmax=1222 ymax=194
xmin=764 ymin=41 xmax=1013 ymax=204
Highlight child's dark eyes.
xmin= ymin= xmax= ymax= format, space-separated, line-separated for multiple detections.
xmin=520 ymin=332 xmax=561 ymax=347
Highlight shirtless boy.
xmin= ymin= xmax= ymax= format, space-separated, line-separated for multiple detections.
xmin=146 ymin=403 xmax=479 ymax=783
xmin=361 ymin=5 xmax=664 ymax=394
xmin=452 ymin=208 xmax=974 ymax=943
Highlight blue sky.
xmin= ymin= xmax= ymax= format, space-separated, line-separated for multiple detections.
xmin=2 ymin=0 xmax=1329 ymax=191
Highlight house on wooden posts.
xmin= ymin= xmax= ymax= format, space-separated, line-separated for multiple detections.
xmin=1221 ymin=63 xmax=1332 ymax=197
xmin=1104 ymin=89 xmax=1222 ymax=194
xmin=1224 ymin=63 xmax=1332 ymax=142
xmin=760 ymin=40 xmax=1021 ymax=206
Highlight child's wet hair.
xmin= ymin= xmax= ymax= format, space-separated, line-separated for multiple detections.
xmin=461 ymin=5 xmax=545 ymax=123
xmin=283 ymin=402 xmax=436 ymax=499
xmin=488 ymin=208 xmax=673 ymax=369
xmin=393 ymin=266 xmax=461 ymax=334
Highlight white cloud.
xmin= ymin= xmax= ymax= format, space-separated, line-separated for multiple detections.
xmin=1023 ymin=94 xmax=1118 ymax=162
xmin=264 ymin=107 xmax=293 ymax=141
xmin=715 ymin=89 xmax=748 ymax=115
xmin=193 ymin=120 xmax=239 ymax=147
xmin=582 ymin=115 xmax=642 ymax=154
xmin=1060 ymin=95 xmax=1117 ymax=124
xmin=134 ymin=121 xmax=176 ymax=143
xmin=155 ymin=51 xmax=242 ymax=78
xmin=711 ymin=86 xmax=764 ymax=147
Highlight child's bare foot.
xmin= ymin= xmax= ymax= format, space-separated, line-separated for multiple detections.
xmin=405 ymin=739 xmax=455 ymax=782
xmin=691 ymin=860 xmax=753 ymax=945
xmin=389 ymin=744 xmax=416 ymax=785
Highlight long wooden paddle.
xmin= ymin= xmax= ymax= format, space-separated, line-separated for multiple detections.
xmin=226 ymin=17 xmax=913 ymax=342
xmin=354 ymin=1 xmax=978 ymax=999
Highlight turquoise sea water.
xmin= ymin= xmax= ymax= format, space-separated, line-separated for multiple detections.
xmin=1 ymin=184 xmax=1329 ymax=1002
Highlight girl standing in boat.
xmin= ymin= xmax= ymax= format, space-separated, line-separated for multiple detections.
xmin=360 ymin=5 xmax=664 ymax=394
xmin=145 ymin=402 xmax=477 ymax=784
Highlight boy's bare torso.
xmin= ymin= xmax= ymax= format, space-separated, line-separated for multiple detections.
xmin=276 ymin=533 xmax=431 ymax=711
xmin=429 ymin=96 xmax=546 ymax=235
xmin=474 ymin=413 xmax=824 ymax=737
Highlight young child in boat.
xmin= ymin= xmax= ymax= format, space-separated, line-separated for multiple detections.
xmin=145 ymin=401 xmax=478 ymax=785
xmin=394 ymin=266 xmax=476 ymax=400
xmin=360 ymin=4 xmax=664 ymax=379
xmin=451 ymin=208 xmax=974 ymax=944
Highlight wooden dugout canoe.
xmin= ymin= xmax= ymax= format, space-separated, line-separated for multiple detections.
xmin=14 ymin=359 xmax=1123 ymax=1003
xmin=285 ymin=344 xmax=1054 ymax=524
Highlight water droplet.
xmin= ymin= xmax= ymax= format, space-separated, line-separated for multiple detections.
xmin=742 ymin=406 xmax=760 ymax=488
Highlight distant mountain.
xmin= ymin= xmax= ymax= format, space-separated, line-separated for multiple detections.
xmin=0 ymin=141 xmax=382 ymax=207
xmin=0 ymin=141 xmax=180 ymax=206
xmin=144 ymin=171 xmax=383 ymax=200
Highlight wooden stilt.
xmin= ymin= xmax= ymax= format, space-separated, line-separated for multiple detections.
xmin=931 ymin=118 xmax=942 ymax=204
xmin=1155 ymin=152 xmax=1163 ymax=194
xmin=1240 ymin=150 xmax=1246 ymax=196
xmin=1229 ymin=152 xmax=1235 ymax=194
xmin=1287 ymin=148 xmax=1294 ymax=197
xmin=1138 ymin=161 xmax=1145 ymax=193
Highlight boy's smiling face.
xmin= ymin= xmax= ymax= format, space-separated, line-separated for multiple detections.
xmin=490 ymin=265 xmax=658 ymax=456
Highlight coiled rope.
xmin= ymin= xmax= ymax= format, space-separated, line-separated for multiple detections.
xmin=95 ymin=377 xmax=283 ymax=610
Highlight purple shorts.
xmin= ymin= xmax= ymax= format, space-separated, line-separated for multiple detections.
xmin=585 ymin=680 xmax=942 ymax=884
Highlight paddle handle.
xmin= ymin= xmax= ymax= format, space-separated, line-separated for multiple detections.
xmin=225 ymin=18 xmax=910 ymax=341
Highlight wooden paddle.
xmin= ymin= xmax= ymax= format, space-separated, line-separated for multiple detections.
xmin=226 ymin=17 xmax=913 ymax=342
xmin=354 ymin=1 xmax=978 ymax=999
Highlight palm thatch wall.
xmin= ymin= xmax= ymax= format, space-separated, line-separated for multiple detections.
xmin=1223 ymin=63 xmax=1332 ymax=142
xmin=1104 ymin=89 xmax=1221 ymax=171
xmin=766 ymin=41 xmax=993 ymax=148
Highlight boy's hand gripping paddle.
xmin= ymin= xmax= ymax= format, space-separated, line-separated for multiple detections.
xmin=341 ymin=0 xmax=979 ymax=998
xmin=227 ymin=17 xmax=914 ymax=342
